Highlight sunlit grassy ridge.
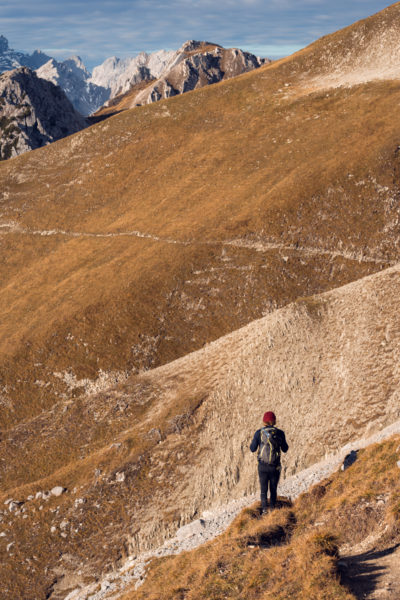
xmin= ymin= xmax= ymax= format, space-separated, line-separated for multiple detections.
xmin=2 ymin=6 xmax=400 ymax=427
xmin=2 ymin=4 xmax=400 ymax=599
xmin=120 ymin=436 xmax=400 ymax=600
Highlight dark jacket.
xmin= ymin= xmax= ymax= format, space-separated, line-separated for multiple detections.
xmin=250 ymin=425 xmax=288 ymax=466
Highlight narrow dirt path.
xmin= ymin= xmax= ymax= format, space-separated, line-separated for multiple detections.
xmin=0 ymin=222 xmax=394 ymax=266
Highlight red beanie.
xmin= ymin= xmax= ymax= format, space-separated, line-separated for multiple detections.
xmin=263 ymin=411 xmax=276 ymax=424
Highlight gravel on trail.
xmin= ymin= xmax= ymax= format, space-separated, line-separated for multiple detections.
xmin=65 ymin=419 xmax=400 ymax=600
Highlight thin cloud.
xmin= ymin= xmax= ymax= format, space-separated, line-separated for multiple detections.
xmin=0 ymin=0 xmax=393 ymax=70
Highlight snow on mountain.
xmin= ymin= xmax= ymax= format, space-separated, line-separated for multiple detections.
xmin=90 ymin=49 xmax=176 ymax=98
xmin=0 ymin=35 xmax=50 ymax=73
xmin=36 ymin=56 xmax=109 ymax=117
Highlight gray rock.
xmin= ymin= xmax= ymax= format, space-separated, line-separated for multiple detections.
xmin=133 ymin=41 xmax=268 ymax=107
xmin=37 ymin=57 xmax=109 ymax=116
xmin=341 ymin=450 xmax=359 ymax=471
xmin=0 ymin=67 xmax=87 ymax=160
xmin=0 ymin=35 xmax=50 ymax=73
xmin=397 ymin=460 xmax=400 ymax=469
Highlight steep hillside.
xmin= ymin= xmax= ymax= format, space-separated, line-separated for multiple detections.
xmin=286 ymin=1 xmax=400 ymax=90
xmin=120 ymin=436 xmax=400 ymax=600
xmin=1 ymin=264 xmax=400 ymax=598
xmin=0 ymin=67 xmax=87 ymax=159
xmin=3 ymin=4 xmax=400 ymax=425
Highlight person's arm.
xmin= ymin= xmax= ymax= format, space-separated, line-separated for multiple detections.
xmin=280 ymin=431 xmax=289 ymax=453
xmin=249 ymin=430 xmax=260 ymax=453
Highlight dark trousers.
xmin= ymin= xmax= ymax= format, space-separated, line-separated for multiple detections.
xmin=258 ymin=463 xmax=281 ymax=509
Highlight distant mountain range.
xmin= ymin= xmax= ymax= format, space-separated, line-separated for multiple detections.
xmin=0 ymin=35 xmax=267 ymax=116
xmin=0 ymin=34 xmax=51 ymax=71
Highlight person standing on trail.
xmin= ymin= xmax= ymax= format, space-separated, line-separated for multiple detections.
xmin=250 ymin=411 xmax=288 ymax=514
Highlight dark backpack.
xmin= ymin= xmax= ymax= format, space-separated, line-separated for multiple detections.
xmin=258 ymin=426 xmax=281 ymax=466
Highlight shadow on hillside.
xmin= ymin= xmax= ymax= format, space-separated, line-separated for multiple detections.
xmin=87 ymin=111 xmax=124 ymax=125
xmin=339 ymin=543 xmax=400 ymax=599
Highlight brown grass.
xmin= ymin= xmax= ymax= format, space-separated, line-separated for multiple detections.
xmin=119 ymin=436 xmax=400 ymax=600
xmin=1 ymin=62 xmax=400 ymax=428
xmin=2 ymin=5 xmax=400 ymax=598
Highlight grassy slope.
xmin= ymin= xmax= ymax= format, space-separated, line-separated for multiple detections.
xmin=120 ymin=436 xmax=400 ymax=600
xmin=2 ymin=6 xmax=400 ymax=427
xmin=1 ymin=261 xmax=400 ymax=599
xmin=2 ymin=3 xmax=400 ymax=598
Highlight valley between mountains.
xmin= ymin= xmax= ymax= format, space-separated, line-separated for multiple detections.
xmin=2 ymin=2 xmax=400 ymax=599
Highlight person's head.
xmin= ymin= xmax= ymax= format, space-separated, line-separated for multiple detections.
xmin=263 ymin=411 xmax=276 ymax=426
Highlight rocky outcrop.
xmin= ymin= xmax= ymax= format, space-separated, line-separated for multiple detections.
xmin=90 ymin=49 xmax=176 ymax=99
xmin=0 ymin=35 xmax=50 ymax=72
xmin=1 ymin=36 xmax=267 ymax=116
xmin=121 ymin=40 xmax=268 ymax=107
xmin=0 ymin=67 xmax=87 ymax=160
xmin=36 ymin=56 xmax=109 ymax=116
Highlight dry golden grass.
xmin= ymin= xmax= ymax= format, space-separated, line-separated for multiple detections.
xmin=119 ymin=436 xmax=400 ymax=600
xmin=2 ymin=5 xmax=400 ymax=598
xmin=2 ymin=54 xmax=400 ymax=428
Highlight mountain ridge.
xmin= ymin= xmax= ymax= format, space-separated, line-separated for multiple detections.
xmin=3 ymin=4 xmax=400 ymax=597
xmin=1 ymin=260 xmax=400 ymax=598
xmin=0 ymin=34 xmax=50 ymax=72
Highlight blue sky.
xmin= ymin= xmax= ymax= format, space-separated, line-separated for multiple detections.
xmin=0 ymin=0 xmax=394 ymax=70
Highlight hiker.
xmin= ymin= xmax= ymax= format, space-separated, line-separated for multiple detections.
xmin=250 ymin=411 xmax=288 ymax=513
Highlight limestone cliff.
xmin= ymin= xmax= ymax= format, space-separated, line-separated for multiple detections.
xmin=125 ymin=40 xmax=267 ymax=107
xmin=36 ymin=56 xmax=109 ymax=117
xmin=94 ymin=40 xmax=268 ymax=115
xmin=0 ymin=67 xmax=87 ymax=159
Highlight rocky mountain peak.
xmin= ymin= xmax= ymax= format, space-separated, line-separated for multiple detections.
xmin=0 ymin=34 xmax=9 ymax=53
xmin=64 ymin=55 xmax=90 ymax=76
xmin=0 ymin=66 xmax=87 ymax=159
xmin=180 ymin=39 xmax=222 ymax=53
xmin=89 ymin=48 xmax=176 ymax=99
xmin=130 ymin=42 xmax=268 ymax=107
xmin=0 ymin=35 xmax=51 ymax=73
xmin=36 ymin=56 xmax=108 ymax=116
